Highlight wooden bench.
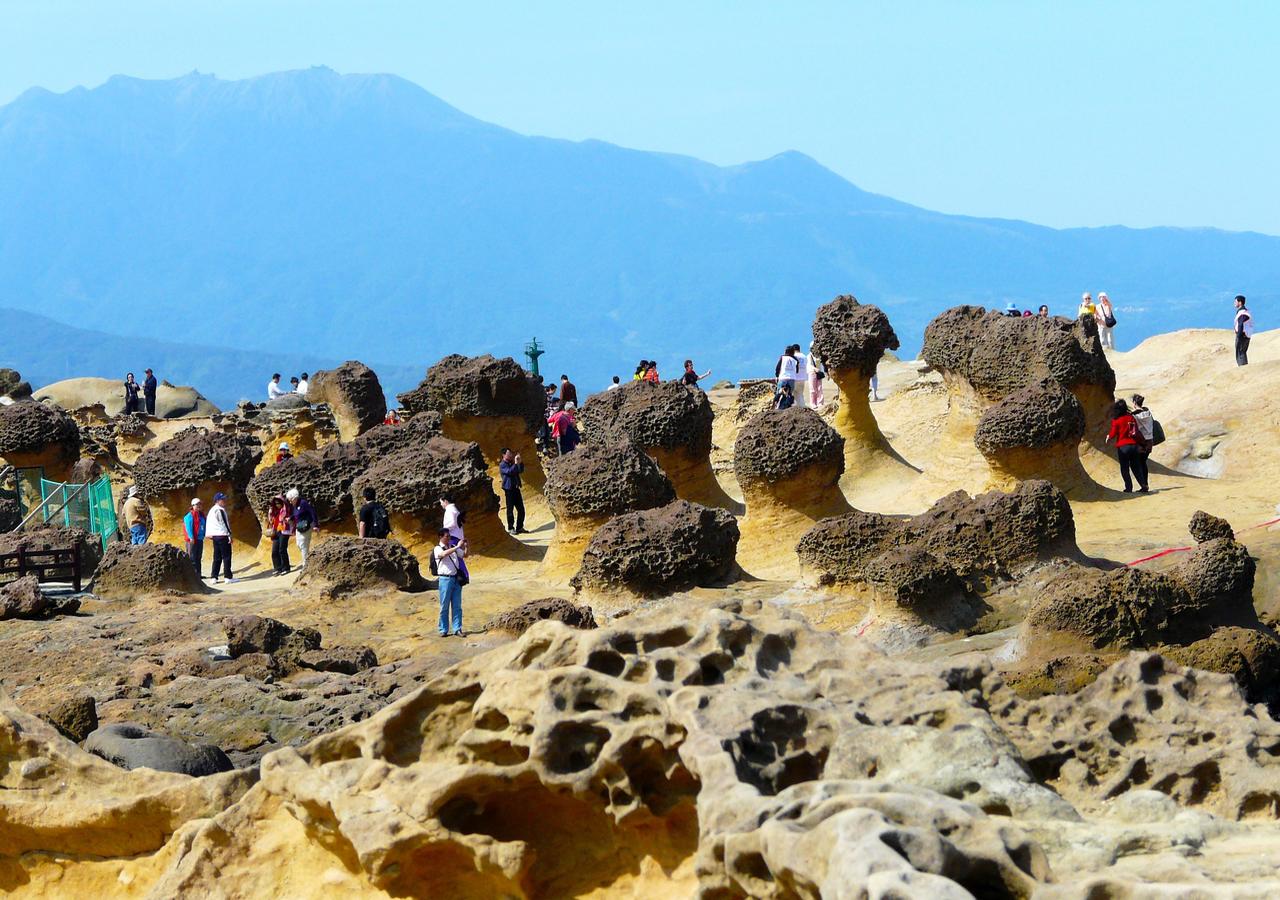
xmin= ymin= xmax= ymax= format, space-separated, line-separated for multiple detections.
xmin=0 ymin=544 xmax=83 ymax=593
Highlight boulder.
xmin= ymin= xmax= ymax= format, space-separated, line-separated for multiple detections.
xmin=91 ymin=543 xmax=208 ymax=600
xmin=733 ymin=406 xmax=845 ymax=488
xmin=0 ymin=399 xmax=81 ymax=475
xmin=84 ymin=722 xmax=235 ymax=776
xmin=571 ymin=500 xmax=740 ymax=599
xmin=33 ymin=376 xmax=219 ymax=418
xmin=34 ymin=693 xmax=98 ymax=743
xmin=246 ymin=441 xmax=370 ymax=524
xmin=1189 ymin=509 xmax=1235 ymax=543
xmin=399 ymin=354 xmax=544 ymax=429
xmin=133 ymin=428 xmax=262 ymax=498
xmin=263 ymin=392 xmax=311 ymax=412
xmin=298 ymin=646 xmax=379 ymax=675
xmin=487 ymin=597 xmax=599 ymax=635
xmin=0 ymin=367 xmax=26 ymax=399
xmin=0 ymin=575 xmax=54 ymax=620
xmin=307 ymin=361 xmax=387 ymax=441
xmin=224 ymin=614 xmax=321 ymax=662
xmin=294 ymin=535 xmax=428 ymax=596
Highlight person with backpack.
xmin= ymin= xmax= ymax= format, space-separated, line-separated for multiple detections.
xmin=774 ymin=380 xmax=796 ymax=410
xmin=1234 ymin=295 xmax=1254 ymax=366
xmin=1105 ymin=399 xmax=1149 ymax=493
xmin=775 ymin=345 xmax=799 ymax=401
xmin=439 ymin=494 xmax=472 ymax=584
xmin=432 ymin=528 xmax=467 ymax=637
xmin=207 ymin=492 xmax=235 ymax=583
xmin=1096 ymin=292 xmax=1117 ymax=349
xmin=498 ymin=448 xmax=526 ymax=534
xmin=358 ymin=487 xmax=391 ymax=539
xmin=806 ymin=341 xmax=826 ymax=406
xmin=268 ymin=494 xmax=295 ymax=575
xmin=287 ymin=488 xmax=317 ymax=567
xmin=183 ymin=497 xmax=206 ymax=574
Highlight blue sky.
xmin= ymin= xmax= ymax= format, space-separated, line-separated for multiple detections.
xmin=3 ymin=0 xmax=1278 ymax=235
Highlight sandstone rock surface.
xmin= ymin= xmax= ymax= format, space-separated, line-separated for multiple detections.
xmin=34 ymin=376 xmax=219 ymax=418
xmin=486 ymin=597 xmax=599 ymax=635
xmin=733 ymin=406 xmax=844 ymax=486
xmin=308 ymin=361 xmax=387 ymax=441
xmin=0 ymin=575 xmax=80 ymax=620
xmin=0 ymin=398 xmax=81 ymax=472
xmin=133 ymin=427 xmax=262 ymax=497
xmin=811 ymin=293 xmax=901 ymax=376
xmin=91 ymin=543 xmax=208 ymax=599
xmin=400 ymin=353 xmax=544 ymax=429
xmin=295 ymin=535 xmax=428 ymax=596
xmin=544 ymin=439 xmax=676 ymax=521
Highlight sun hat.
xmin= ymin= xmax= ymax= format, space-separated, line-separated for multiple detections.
xmin=1005 ymin=301 xmax=1019 ymax=312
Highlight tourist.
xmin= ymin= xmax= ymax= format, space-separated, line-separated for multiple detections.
xmin=1130 ymin=394 xmax=1157 ymax=465
xmin=1234 ymin=295 xmax=1254 ymax=366
xmin=297 ymin=372 xmax=309 ymax=396
xmin=123 ymin=373 xmax=141 ymax=415
xmin=550 ymin=401 xmax=580 ymax=454
xmin=1097 ymin=292 xmax=1116 ymax=349
xmin=182 ymin=497 xmax=206 ymax=574
xmin=208 ymin=492 xmax=235 ymax=583
xmin=1078 ymin=292 xmax=1096 ymax=320
xmin=288 ymin=488 xmax=317 ymax=567
xmin=268 ymin=494 xmax=295 ymax=575
xmin=1004 ymin=302 xmax=1021 ymax=318
xmin=433 ymin=528 xmax=466 ymax=637
xmin=499 ymin=448 xmax=526 ymax=534
xmin=607 ymin=375 xmax=621 ymax=391
xmin=870 ymin=374 xmax=880 ymax=402
xmin=807 ymin=341 xmax=826 ymax=406
xmin=538 ymin=385 xmax=558 ymax=452
xmin=1038 ymin=305 xmax=1050 ymax=317
xmin=681 ymin=359 xmax=711 ymax=389
xmin=559 ymin=374 xmax=578 ymax=407
xmin=383 ymin=409 xmax=402 ymax=426
xmin=439 ymin=493 xmax=473 ymax=583
xmin=642 ymin=361 xmax=659 ymax=383
xmin=289 ymin=376 xmax=301 ymax=393
xmin=792 ymin=345 xmax=808 ymax=406
xmin=143 ymin=368 xmax=158 ymax=416
xmin=358 ymin=487 xmax=390 ymax=538
xmin=267 ymin=373 xmax=285 ymax=401
xmin=275 ymin=441 xmax=293 ymax=464
xmin=774 ymin=380 xmax=796 ymax=410
xmin=775 ymin=345 xmax=799 ymax=398
xmin=122 ymin=487 xmax=151 ymax=544
xmin=633 ymin=361 xmax=647 ymax=381
xmin=1104 ymin=399 xmax=1149 ymax=493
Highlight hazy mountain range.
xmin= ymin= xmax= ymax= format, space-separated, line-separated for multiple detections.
xmin=1 ymin=66 xmax=1277 ymax=406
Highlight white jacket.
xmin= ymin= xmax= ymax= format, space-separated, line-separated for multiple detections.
xmin=207 ymin=504 xmax=232 ymax=538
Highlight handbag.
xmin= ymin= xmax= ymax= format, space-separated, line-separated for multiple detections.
xmin=1104 ymin=314 xmax=1117 ymax=328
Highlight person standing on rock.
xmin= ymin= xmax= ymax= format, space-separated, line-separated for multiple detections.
xmin=807 ymin=341 xmax=826 ymax=407
xmin=1105 ymin=399 xmax=1149 ymax=493
xmin=775 ymin=345 xmax=799 ymax=399
xmin=681 ymin=359 xmax=711 ymax=389
xmin=1038 ymin=305 xmax=1050 ymax=317
xmin=123 ymin=373 xmax=141 ymax=415
xmin=549 ymin=402 xmax=580 ymax=454
xmin=608 ymin=375 xmax=621 ymax=391
xmin=433 ymin=528 xmax=467 ymax=637
xmin=275 ymin=442 xmax=293 ymax=465
xmin=289 ymin=376 xmax=301 ymax=393
xmin=358 ymin=487 xmax=391 ymax=539
xmin=268 ymin=495 xmax=295 ymax=575
xmin=792 ymin=347 xmax=808 ymax=407
xmin=267 ymin=373 xmax=285 ymax=401
xmin=183 ymin=498 xmax=206 ymax=574
xmin=1078 ymin=293 xmax=1096 ymax=320
xmin=499 ymin=448 xmax=526 ymax=534
xmin=143 ymin=368 xmax=158 ymax=416
xmin=1096 ymin=292 xmax=1117 ymax=349
xmin=1234 ymin=295 xmax=1254 ymax=366
xmin=559 ymin=374 xmax=578 ymax=408
xmin=633 ymin=361 xmax=647 ymax=382
xmin=643 ymin=361 xmax=660 ymax=383
xmin=208 ymin=492 xmax=235 ymax=583
xmin=123 ymin=487 xmax=151 ymax=544
xmin=296 ymin=373 xmax=309 ymax=396
xmin=439 ymin=494 xmax=473 ymax=583
xmin=288 ymin=488 xmax=317 ymax=567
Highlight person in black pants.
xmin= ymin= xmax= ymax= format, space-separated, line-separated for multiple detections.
xmin=143 ymin=368 xmax=158 ymax=416
xmin=498 ymin=448 xmax=526 ymax=534
xmin=207 ymin=492 xmax=235 ymax=583
xmin=123 ymin=372 xmax=141 ymax=414
xmin=1234 ymin=295 xmax=1253 ymax=367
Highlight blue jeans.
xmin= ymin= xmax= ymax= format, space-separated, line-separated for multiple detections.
xmin=438 ymin=575 xmax=463 ymax=635
xmin=130 ymin=525 xmax=148 ymax=545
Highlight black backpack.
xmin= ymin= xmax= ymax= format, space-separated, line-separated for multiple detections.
xmin=428 ymin=548 xmax=439 ymax=576
xmin=369 ymin=503 xmax=391 ymax=538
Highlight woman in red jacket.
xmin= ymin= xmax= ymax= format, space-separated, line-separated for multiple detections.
xmin=1104 ymin=399 xmax=1149 ymax=493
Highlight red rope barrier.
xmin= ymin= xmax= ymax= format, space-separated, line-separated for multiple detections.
xmin=1125 ymin=516 xmax=1280 ymax=566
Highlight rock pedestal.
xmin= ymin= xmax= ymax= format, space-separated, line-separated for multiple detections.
xmin=307 ymin=361 xmax=386 ymax=442
xmin=974 ymin=378 xmax=1091 ymax=492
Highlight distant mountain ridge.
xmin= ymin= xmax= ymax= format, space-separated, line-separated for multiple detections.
xmin=1 ymin=66 xmax=1276 ymax=395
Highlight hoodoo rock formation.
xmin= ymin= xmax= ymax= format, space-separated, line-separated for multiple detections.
xmin=921 ymin=306 xmax=1116 ymax=492
xmin=579 ymin=380 xmax=737 ymax=510
xmin=0 ymin=399 xmax=82 ymax=479
xmin=349 ymin=435 xmax=526 ymax=568
xmin=799 ymin=479 xmax=1083 ymax=640
xmin=307 ymin=361 xmax=387 ymax=441
xmin=571 ymin=499 xmax=739 ymax=602
xmin=91 ymin=542 xmax=209 ymax=600
xmin=34 ymin=377 xmax=219 ymax=419
xmin=295 ymin=534 xmax=428 ymax=597
xmin=810 ymin=294 xmax=905 ymax=477
xmin=0 ymin=367 xmax=32 ymax=401
xmin=132 ymin=427 xmax=263 ymax=552
xmin=541 ymin=440 xmax=676 ymax=579
xmin=399 ymin=354 xmax=547 ymax=492
xmin=974 ymin=377 xmax=1091 ymax=490
xmin=733 ymin=406 xmax=851 ymax=577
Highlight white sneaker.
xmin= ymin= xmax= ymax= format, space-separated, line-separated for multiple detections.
xmin=213 ymin=578 xmax=223 ymax=584
xmin=226 ymin=578 xmax=238 ymax=584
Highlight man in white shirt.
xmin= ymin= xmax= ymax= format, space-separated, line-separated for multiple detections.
xmin=433 ymin=528 xmax=466 ymax=637
xmin=296 ymin=373 xmax=309 ymax=396
xmin=267 ymin=373 xmax=285 ymax=400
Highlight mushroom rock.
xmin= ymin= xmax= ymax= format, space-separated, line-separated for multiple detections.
xmin=91 ymin=543 xmax=210 ymax=600
xmin=0 ymin=367 xmax=31 ymax=401
xmin=1188 ymin=510 xmax=1235 ymax=543
xmin=307 ymin=361 xmax=387 ymax=442
xmin=349 ymin=435 xmax=529 ymax=570
xmin=578 ymin=380 xmax=737 ymax=511
xmin=798 ymin=480 xmax=1082 ymax=643
xmin=33 ymin=377 xmax=219 ymax=419
xmin=732 ymin=407 xmax=851 ymax=577
xmin=921 ymin=307 xmax=1116 ymax=475
xmin=132 ymin=427 xmax=263 ymax=554
xmin=973 ymin=378 xmax=1094 ymax=493
xmin=399 ymin=354 xmax=547 ymax=492
xmin=295 ymin=534 xmax=429 ymax=597
xmin=541 ymin=440 xmax=676 ymax=580
xmin=810 ymin=295 xmax=907 ymax=474
xmin=571 ymin=499 xmax=740 ymax=605
xmin=0 ymin=399 xmax=82 ymax=479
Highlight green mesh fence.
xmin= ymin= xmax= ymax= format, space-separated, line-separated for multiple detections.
xmin=37 ymin=476 xmax=118 ymax=551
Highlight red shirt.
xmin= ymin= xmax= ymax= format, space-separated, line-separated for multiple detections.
xmin=1108 ymin=414 xmax=1141 ymax=447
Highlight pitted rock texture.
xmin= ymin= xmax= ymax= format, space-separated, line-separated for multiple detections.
xmin=84 ymin=722 xmax=235 ymax=777
xmin=350 ymin=436 xmax=497 ymax=522
xmin=921 ymin=305 xmax=1116 ymax=401
xmin=0 ymin=575 xmax=80 ymax=620
xmin=399 ymin=354 xmax=545 ymax=429
xmin=975 ymin=378 xmax=1087 ymax=452
xmin=1190 ymin=509 xmax=1235 ymax=543
xmin=91 ymin=543 xmax=208 ymax=599
xmin=295 ymin=535 xmax=428 ymax=596
xmin=263 ymin=392 xmax=310 ymax=411
xmin=799 ymin=479 xmax=1080 ymax=601
xmin=487 ymin=597 xmax=599 ymax=635
xmin=0 ymin=524 xmax=104 ymax=576
xmin=810 ymin=293 xmax=901 ymax=376
xmin=733 ymin=406 xmax=844 ymax=486
xmin=224 ymin=615 xmax=321 ymax=662
xmin=308 ymin=361 xmax=387 ymax=439
xmin=578 ymin=380 xmax=714 ymax=457
xmin=571 ymin=500 xmax=739 ymax=597
xmin=543 ymin=440 xmax=675 ymax=521
xmin=0 ymin=399 xmax=81 ymax=460
xmin=0 ymin=367 xmax=31 ymax=400
xmin=132 ymin=427 xmax=262 ymax=496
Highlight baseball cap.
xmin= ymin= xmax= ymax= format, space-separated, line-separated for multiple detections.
xmin=213 ymin=492 xmax=227 ymax=501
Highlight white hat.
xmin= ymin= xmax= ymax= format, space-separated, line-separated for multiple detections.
xmin=279 ymin=441 xmax=291 ymax=450
xmin=127 ymin=486 xmax=138 ymax=498
xmin=191 ymin=498 xmax=202 ymax=506
xmin=565 ymin=401 xmax=577 ymax=410
xmin=285 ymin=488 xmax=300 ymax=502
